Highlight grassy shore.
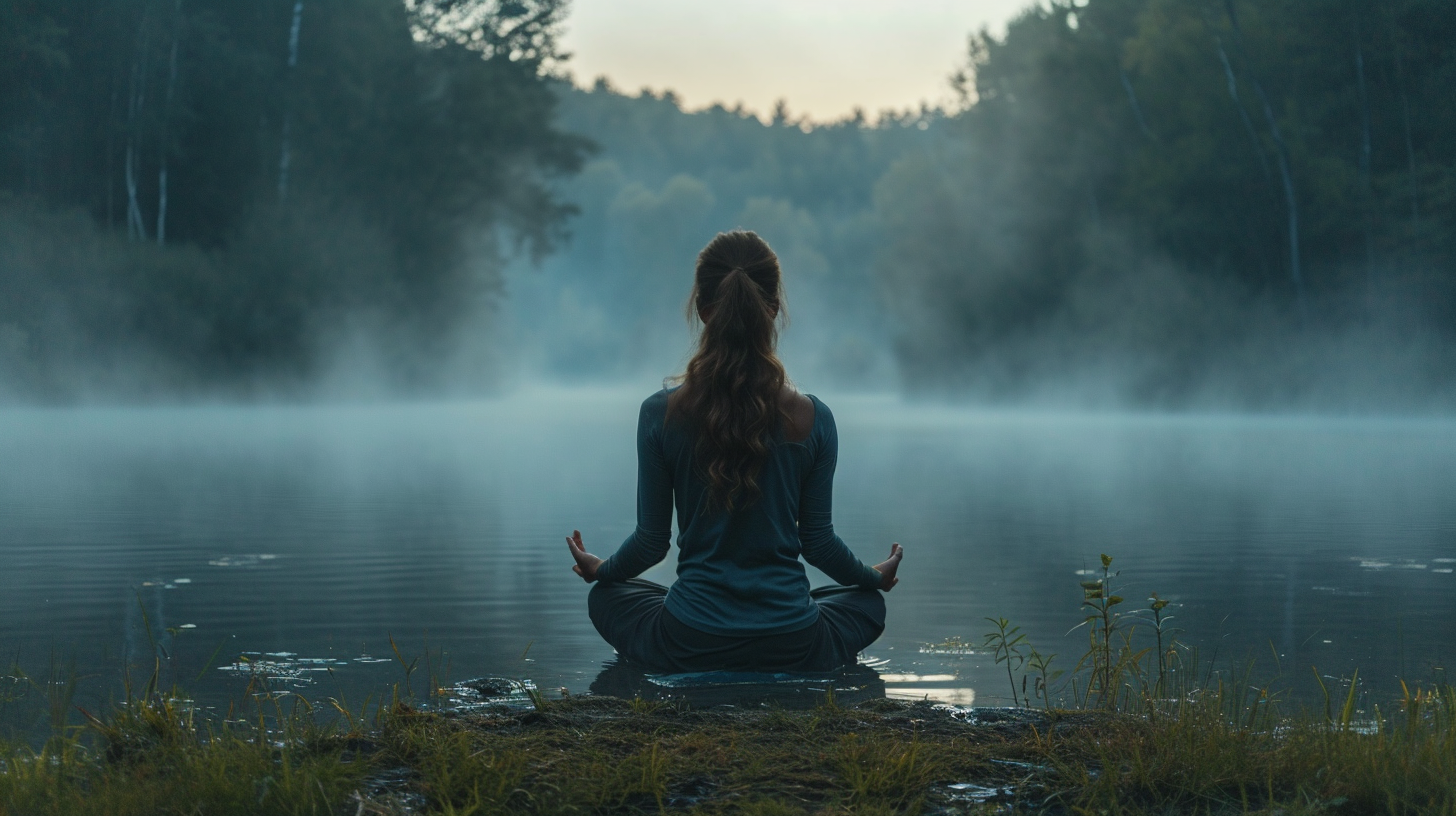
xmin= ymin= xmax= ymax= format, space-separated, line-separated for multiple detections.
xmin=2 ymin=682 xmax=1455 ymax=816
xmin=5 ymin=554 xmax=1454 ymax=815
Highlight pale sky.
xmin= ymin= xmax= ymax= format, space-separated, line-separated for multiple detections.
xmin=558 ymin=0 xmax=1037 ymax=122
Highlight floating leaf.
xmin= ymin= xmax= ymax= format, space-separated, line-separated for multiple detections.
xmin=1100 ymin=554 xmax=1113 ymax=568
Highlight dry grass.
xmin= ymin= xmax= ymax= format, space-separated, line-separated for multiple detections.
xmin=2 ymin=680 xmax=1456 ymax=814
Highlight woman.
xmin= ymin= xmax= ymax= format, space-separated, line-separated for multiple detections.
xmin=566 ymin=230 xmax=903 ymax=673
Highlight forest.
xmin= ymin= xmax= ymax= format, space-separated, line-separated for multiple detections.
xmin=877 ymin=0 xmax=1456 ymax=407
xmin=0 ymin=0 xmax=586 ymax=398
xmin=3 ymin=0 xmax=1456 ymax=406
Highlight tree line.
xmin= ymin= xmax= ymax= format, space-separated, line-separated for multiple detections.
xmin=0 ymin=0 xmax=586 ymax=399
xmin=876 ymin=0 xmax=1456 ymax=406
xmin=5 ymin=0 xmax=1455 ymax=406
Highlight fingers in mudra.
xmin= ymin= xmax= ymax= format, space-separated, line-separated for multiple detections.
xmin=567 ymin=529 xmax=601 ymax=582
xmin=869 ymin=543 xmax=900 ymax=591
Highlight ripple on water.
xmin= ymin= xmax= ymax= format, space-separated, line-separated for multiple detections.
xmin=1355 ymin=557 xmax=1428 ymax=570
xmin=216 ymin=653 xmax=350 ymax=687
xmin=888 ymin=687 xmax=976 ymax=705
xmin=443 ymin=677 xmax=539 ymax=712
xmin=945 ymin=782 xmax=1014 ymax=804
xmin=139 ymin=578 xmax=190 ymax=589
xmin=919 ymin=638 xmax=975 ymax=655
xmin=207 ymin=555 xmax=279 ymax=568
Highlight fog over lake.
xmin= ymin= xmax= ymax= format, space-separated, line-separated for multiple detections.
xmin=4 ymin=390 xmax=1453 ymax=712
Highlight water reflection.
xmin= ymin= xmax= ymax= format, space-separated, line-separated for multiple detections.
xmin=215 ymin=653 xmax=353 ymax=688
xmin=445 ymin=677 xmax=541 ymax=712
xmin=588 ymin=660 xmax=887 ymax=709
xmin=0 ymin=392 xmax=1454 ymax=719
xmin=887 ymin=688 xmax=978 ymax=706
xmin=879 ymin=673 xmax=977 ymax=706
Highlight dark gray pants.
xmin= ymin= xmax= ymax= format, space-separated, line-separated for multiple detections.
xmin=587 ymin=579 xmax=885 ymax=674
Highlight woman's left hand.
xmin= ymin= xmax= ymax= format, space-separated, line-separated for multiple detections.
xmin=871 ymin=542 xmax=903 ymax=591
xmin=566 ymin=530 xmax=604 ymax=583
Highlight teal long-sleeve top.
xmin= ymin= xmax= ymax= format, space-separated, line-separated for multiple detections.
xmin=594 ymin=388 xmax=883 ymax=636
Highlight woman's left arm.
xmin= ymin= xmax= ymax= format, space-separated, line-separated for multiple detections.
xmin=567 ymin=397 xmax=674 ymax=583
xmin=798 ymin=405 xmax=890 ymax=590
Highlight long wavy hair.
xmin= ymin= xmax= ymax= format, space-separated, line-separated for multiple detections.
xmin=667 ymin=230 xmax=790 ymax=512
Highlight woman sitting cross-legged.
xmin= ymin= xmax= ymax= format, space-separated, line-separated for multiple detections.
xmin=565 ymin=230 xmax=903 ymax=674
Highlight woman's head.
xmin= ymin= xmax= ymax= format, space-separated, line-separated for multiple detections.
xmin=689 ymin=230 xmax=784 ymax=328
xmin=669 ymin=230 xmax=790 ymax=511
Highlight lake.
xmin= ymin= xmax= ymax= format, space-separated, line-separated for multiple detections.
xmin=2 ymin=388 xmax=1454 ymax=721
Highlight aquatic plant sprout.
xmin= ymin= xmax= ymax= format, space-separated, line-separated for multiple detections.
xmin=982 ymin=617 xmax=1028 ymax=707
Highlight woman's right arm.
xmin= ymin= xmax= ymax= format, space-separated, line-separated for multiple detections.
xmin=593 ymin=396 xmax=674 ymax=583
xmin=798 ymin=404 xmax=886 ymax=590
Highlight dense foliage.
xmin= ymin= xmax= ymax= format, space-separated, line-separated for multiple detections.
xmin=877 ymin=0 xmax=1456 ymax=406
xmin=0 ymin=0 xmax=586 ymax=399
xmin=6 ymin=0 xmax=1456 ymax=405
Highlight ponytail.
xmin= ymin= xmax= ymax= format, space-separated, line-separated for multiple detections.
xmin=668 ymin=231 xmax=789 ymax=511
xmin=701 ymin=267 xmax=775 ymax=355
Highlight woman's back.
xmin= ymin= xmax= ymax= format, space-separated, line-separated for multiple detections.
xmin=594 ymin=389 xmax=881 ymax=636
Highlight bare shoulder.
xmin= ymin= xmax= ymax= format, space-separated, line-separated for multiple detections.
xmin=780 ymin=387 xmax=816 ymax=443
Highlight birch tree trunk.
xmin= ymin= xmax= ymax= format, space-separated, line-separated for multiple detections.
xmin=107 ymin=82 xmax=119 ymax=232
xmin=1353 ymin=22 xmax=1375 ymax=283
xmin=125 ymin=3 xmax=152 ymax=242
xmin=1119 ymin=69 xmax=1156 ymax=142
xmin=1214 ymin=37 xmax=1274 ymax=187
xmin=1221 ymin=0 xmax=1304 ymax=312
xmin=126 ymin=74 xmax=144 ymax=240
xmin=278 ymin=1 xmax=303 ymax=204
xmin=157 ymin=0 xmax=181 ymax=246
xmin=1392 ymin=34 xmax=1420 ymax=227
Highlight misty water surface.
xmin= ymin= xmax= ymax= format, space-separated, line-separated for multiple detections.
xmin=2 ymin=389 xmax=1455 ymax=715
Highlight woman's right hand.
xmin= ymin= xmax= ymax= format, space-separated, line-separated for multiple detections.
xmin=872 ymin=542 xmax=903 ymax=591
xmin=567 ymin=530 xmax=603 ymax=583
